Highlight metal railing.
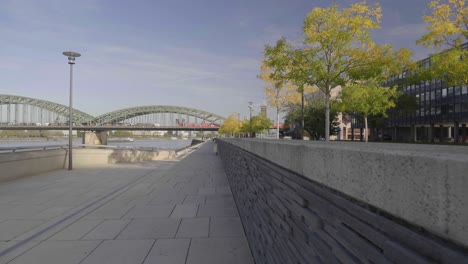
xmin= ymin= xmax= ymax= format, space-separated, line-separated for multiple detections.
xmin=0 ymin=144 xmax=183 ymax=154
xmin=0 ymin=145 xmax=68 ymax=153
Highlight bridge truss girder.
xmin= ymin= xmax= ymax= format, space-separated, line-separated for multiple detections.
xmin=0 ymin=94 xmax=95 ymax=124
xmin=92 ymin=105 xmax=225 ymax=126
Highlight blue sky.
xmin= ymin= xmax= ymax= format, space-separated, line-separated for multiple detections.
xmin=0 ymin=0 xmax=433 ymax=120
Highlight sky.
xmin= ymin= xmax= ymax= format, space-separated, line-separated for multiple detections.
xmin=0 ymin=0 xmax=435 ymax=120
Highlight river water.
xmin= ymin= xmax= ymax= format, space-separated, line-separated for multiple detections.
xmin=0 ymin=138 xmax=192 ymax=150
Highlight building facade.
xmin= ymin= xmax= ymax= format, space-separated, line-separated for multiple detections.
xmin=383 ymin=43 xmax=468 ymax=143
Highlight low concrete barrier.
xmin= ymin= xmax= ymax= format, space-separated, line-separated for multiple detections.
xmin=219 ymin=139 xmax=468 ymax=263
xmin=0 ymin=149 xmax=67 ymax=182
xmin=0 ymin=147 xmax=176 ymax=182
xmin=73 ymin=148 xmax=176 ymax=167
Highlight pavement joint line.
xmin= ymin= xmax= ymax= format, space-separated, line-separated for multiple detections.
xmin=184 ymin=238 xmax=193 ymax=264
xmin=76 ymin=239 xmax=105 ymax=264
xmin=0 ymin=167 xmax=162 ymax=259
xmin=77 ymin=219 xmax=105 ymax=241
xmin=138 ymin=238 xmax=156 ymax=264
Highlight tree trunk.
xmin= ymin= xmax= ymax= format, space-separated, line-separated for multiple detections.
xmin=325 ymin=90 xmax=330 ymax=141
xmin=301 ymin=89 xmax=304 ymax=140
xmin=364 ymin=116 xmax=368 ymax=143
xmin=276 ymin=107 xmax=280 ymax=139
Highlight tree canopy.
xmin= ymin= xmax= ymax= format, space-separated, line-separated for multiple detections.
xmin=240 ymin=114 xmax=272 ymax=135
xmin=338 ymin=81 xmax=399 ymax=142
xmin=218 ymin=114 xmax=242 ymax=136
xmin=416 ymin=0 xmax=468 ymax=86
xmin=262 ymin=1 xmax=412 ymax=141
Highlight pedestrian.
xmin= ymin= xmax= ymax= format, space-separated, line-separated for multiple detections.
xmin=213 ymin=138 xmax=218 ymax=155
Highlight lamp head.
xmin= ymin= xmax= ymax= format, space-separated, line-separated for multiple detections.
xmin=63 ymin=51 xmax=81 ymax=64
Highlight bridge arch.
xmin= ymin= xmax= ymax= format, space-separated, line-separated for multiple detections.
xmin=92 ymin=105 xmax=225 ymax=125
xmin=0 ymin=94 xmax=94 ymax=124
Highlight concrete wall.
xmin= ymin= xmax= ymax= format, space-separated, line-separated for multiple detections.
xmin=219 ymin=139 xmax=468 ymax=262
xmin=0 ymin=149 xmax=67 ymax=182
xmin=73 ymin=148 xmax=176 ymax=168
xmin=0 ymin=148 xmax=176 ymax=181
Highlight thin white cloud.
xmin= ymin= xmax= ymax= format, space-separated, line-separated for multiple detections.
xmin=386 ymin=23 xmax=427 ymax=37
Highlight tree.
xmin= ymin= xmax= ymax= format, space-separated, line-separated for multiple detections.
xmin=240 ymin=115 xmax=272 ymax=135
xmin=218 ymin=114 xmax=242 ymax=137
xmin=338 ymin=81 xmax=399 ymax=142
xmin=259 ymin=61 xmax=301 ymax=139
xmin=280 ymin=2 xmax=412 ymax=141
xmin=291 ymin=2 xmax=383 ymax=141
xmin=416 ymin=0 xmax=468 ymax=86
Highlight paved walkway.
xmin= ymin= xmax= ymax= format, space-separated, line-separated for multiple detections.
xmin=0 ymin=142 xmax=253 ymax=264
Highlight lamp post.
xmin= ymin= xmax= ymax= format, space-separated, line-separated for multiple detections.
xmin=63 ymin=51 xmax=81 ymax=170
xmin=248 ymin=102 xmax=253 ymax=138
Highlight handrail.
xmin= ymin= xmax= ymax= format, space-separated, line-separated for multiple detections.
xmin=0 ymin=145 xmax=68 ymax=153
xmin=78 ymin=144 xmax=161 ymax=152
xmin=0 ymin=143 xmax=186 ymax=154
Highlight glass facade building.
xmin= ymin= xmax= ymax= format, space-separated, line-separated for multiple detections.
xmin=382 ymin=43 xmax=468 ymax=142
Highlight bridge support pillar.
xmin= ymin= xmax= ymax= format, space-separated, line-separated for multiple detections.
xmin=82 ymin=131 xmax=108 ymax=145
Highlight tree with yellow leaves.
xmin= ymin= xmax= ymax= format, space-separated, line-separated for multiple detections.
xmin=259 ymin=52 xmax=302 ymax=139
xmin=218 ymin=114 xmax=242 ymax=137
xmin=261 ymin=38 xmax=316 ymax=139
xmin=338 ymin=80 xmax=399 ymax=142
xmin=417 ymin=0 xmax=468 ymax=86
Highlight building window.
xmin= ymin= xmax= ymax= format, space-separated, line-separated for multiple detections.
xmin=462 ymin=103 xmax=468 ymax=112
xmin=462 ymin=86 xmax=468 ymax=94
xmin=448 ymin=87 xmax=454 ymax=96
xmin=448 ymin=104 xmax=454 ymax=114
xmin=455 ymin=104 xmax=461 ymax=113
xmin=442 ymin=88 xmax=447 ymax=98
xmin=455 ymin=86 xmax=461 ymax=96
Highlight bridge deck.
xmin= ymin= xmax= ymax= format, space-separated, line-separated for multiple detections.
xmin=0 ymin=142 xmax=252 ymax=264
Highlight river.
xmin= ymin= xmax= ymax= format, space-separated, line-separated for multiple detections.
xmin=0 ymin=138 xmax=193 ymax=150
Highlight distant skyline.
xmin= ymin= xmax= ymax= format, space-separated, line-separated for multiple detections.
xmin=0 ymin=0 xmax=435 ymax=120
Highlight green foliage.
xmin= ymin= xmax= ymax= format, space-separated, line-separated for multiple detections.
xmin=416 ymin=0 xmax=468 ymax=86
xmin=218 ymin=114 xmax=242 ymax=136
xmin=338 ymin=82 xmax=399 ymax=119
xmin=112 ymin=131 xmax=133 ymax=137
xmin=240 ymin=115 xmax=272 ymax=134
xmin=0 ymin=130 xmax=64 ymax=138
xmin=262 ymin=1 xmax=413 ymax=141
xmin=285 ymin=100 xmax=339 ymax=140
xmin=338 ymin=81 xmax=399 ymax=142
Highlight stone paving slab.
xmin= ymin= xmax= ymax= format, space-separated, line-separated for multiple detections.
xmin=80 ymin=239 xmax=154 ymax=264
xmin=186 ymin=237 xmax=253 ymax=264
xmin=48 ymin=219 xmax=103 ymax=240
xmin=209 ymin=217 xmax=245 ymax=237
xmin=0 ymin=142 xmax=253 ymax=264
xmin=8 ymin=240 xmax=101 ymax=264
xmin=176 ymin=218 xmax=209 ymax=238
xmin=123 ymin=204 xmax=175 ymax=218
xmin=143 ymin=238 xmax=190 ymax=264
xmin=170 ymin=204 xmax=198 ymax=218
xmin=0 ymin=220 xmax=44 ymax=240
xmin=197 ymin=205 xmax=239 ymax=217
xmin=82 ymin=219 xmax=131 ymax=240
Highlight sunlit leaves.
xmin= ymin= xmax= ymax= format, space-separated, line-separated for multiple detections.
xmin=218 ymin=114 xmax=242 ymax=136
xmin=418 ymin=0 xmax=467 ymax=49
xmin=338 ymin=81 xmax=399 ymax=119
xmin=417 ymin=0 xmax=467 ymax=86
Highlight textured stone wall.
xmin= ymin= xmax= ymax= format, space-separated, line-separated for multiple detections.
xmin=218 ymin=140 xmax=468 ymax=264
xmin=221 ymin=139 xmax=468 ymax=247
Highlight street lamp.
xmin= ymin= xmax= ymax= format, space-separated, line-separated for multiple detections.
xmin=248 ymin=102 xmax=253 ymax=138
xmin=63 ymin=51 xmax=81 ymax=170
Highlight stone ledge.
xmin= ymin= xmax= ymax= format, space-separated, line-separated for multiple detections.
xmin=220 ymin=139 xmax=468 ymax=247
